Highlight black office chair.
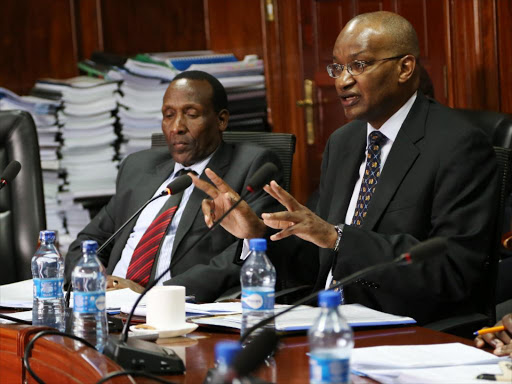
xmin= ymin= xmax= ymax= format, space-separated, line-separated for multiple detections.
xmin=0 ymin=110 xmax=46 ymax=284
xmin=151 ymin=131 xmax=296 ymax=192
xmin=426 ymin=110 xmax=512 ymax=337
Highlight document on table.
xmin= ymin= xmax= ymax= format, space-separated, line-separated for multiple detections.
xmin=191 ymin=303 xmax=416 ymax=331
xmin=120 ymin=301 xmax=244 ymax=318
xmin=351 ymin=343 xmax=511 ymax=384
xmin=0 ymin=279 xmax=143 ymax=314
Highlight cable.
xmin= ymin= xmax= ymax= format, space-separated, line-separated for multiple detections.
xmin=23 ymin=330 xmax=96 ymax=384
xmin=0 ymin=313 xmax=32 ymax=324
xmin=96 ymin=370 xmax=179 ymax=384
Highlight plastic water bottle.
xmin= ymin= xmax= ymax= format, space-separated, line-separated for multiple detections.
xmin=308 ymin=290 xmax=354 ymax=384
xmin=205 ymin=341 xmax=242 ymax=383
xmin=32 ymin=230 xmax=65 ymax=332
xmin=71 ymin=240 xmax=108 ymax=352
xmin=240 ymin=238 xmax=276 ymax=345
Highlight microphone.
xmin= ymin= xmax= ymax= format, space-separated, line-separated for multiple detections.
xmin=104 ymin=162 xmax=277 ymax=373
xmin=239 ymin=237 xmax=448 ymax=344
xmin=96 ymin=174 xmax=192 ymax=255
xmin=0 ymin=161 xmax=21 ymax=190
xmin=232 ymin=328 xmax=279 ymax=377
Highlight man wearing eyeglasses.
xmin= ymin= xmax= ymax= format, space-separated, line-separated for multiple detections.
xmin=192 ymin=11 xmax=498 ymax=324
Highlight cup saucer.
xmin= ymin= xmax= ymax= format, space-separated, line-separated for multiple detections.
xmin=130 ymin=322 xmax=198 ymax=339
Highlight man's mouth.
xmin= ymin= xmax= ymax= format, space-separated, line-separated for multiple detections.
xmin=340 ymin=94 xmax=360 ymax=107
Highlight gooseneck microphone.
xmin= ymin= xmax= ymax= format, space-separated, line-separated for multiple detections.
xmin=104 ymin=162 xmax=278 ymax=373
xmin=0 ymin=160 xmax=22 ymax=190
xmin=96 ymin=175 xmax=192 ymax=255
xmin=239 ymin=237 xmax=448 ymax=344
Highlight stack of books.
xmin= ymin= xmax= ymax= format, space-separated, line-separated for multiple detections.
xmin=0 ymin=87 xmax=66 ymax=236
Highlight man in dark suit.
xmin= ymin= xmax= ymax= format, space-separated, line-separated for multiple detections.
xmin=192 ymin=11 xmax=498 ymax=324
xmin=64 ymin=70 xmax=282 ymax=302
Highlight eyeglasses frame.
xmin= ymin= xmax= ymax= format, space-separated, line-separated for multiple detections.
xmin=326 ymin=54 xmax=408 ymax=78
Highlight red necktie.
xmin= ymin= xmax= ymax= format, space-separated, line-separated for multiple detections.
xmin=126 ymin=170 xmax=189 ymax=286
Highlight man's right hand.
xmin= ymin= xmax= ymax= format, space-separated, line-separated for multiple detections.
xmin=106 ymin=275 xmax=145 ymax=293
xmin=474 ymin=313 xmax=512 ymax=357
xmin=190 ymin=168 xmax=267 ymax=239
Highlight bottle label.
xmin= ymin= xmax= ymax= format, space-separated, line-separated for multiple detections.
xmin=73 ymin=291 xmax=106 ymax=314
xmin=309 ymin=355 xmax=350 ymax=384
xmin=33 ymin=278 xmax=64 ymax=299
xmin=241 ymin=288 xmax=274 ymax=311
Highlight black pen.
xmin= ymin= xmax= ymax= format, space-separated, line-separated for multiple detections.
xmin=476 ymin=373 xmax=508 ymax=382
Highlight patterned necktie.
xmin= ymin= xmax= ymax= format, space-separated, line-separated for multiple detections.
xmin=126 ymin=169 xmax=190 ymax=287
xmin=351 ymin=131 xmax=388 ymax=227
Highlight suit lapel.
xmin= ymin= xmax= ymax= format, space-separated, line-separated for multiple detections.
xmin=362 ymin=93 xmax=428 ymax=230
xmin=170 ymin=142 xmax=232 ymax=268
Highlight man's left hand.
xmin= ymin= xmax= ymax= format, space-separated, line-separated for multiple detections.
xmin=262 ymin=181 xmax=338 ymax=249
xmin=107 ymin=275 xmax=144 ymax=293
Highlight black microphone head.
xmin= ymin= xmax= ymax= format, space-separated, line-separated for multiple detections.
xmin=232 ymin=329 xmax=279 ymax=377
xmin=247 ymin=163 xmax=278 ymax=192
xmin=166 ymin=174 xmax=192 ymax=195
xmin=1 ymin=161 xmax=21 ymax=183
xmin=409 ymin=237 xmax=447 ymax=263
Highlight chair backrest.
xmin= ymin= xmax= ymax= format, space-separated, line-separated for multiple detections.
xmin=151 ymin=131 xmax=297 ymax=191
xmin=455 ymin=109 xmax=512 ymax=148
xmin=0 ymin=110 xmax=46 ymax=284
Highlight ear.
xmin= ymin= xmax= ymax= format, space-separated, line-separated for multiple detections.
xmin=398 ymin=55 xmax=416 ymax=84
xmin=217 ymin=109 xmax=230 ymax=132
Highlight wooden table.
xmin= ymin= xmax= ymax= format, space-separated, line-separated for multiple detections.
xmin=0 ymin=323 xmax=478 ymax=384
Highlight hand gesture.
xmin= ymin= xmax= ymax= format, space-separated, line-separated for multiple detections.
xmin=261 ymin=181 xmax=338 ymax=249
xmin=475 ymin=313 xmax=512 ymax=357
xmin=190 ymin=168 xmax=266 ymax=239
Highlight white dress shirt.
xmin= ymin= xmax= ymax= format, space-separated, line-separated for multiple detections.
xmin=112 ymin=153 xmax=214 ymax=284
xmin=325 ymin=92 xmax=417 ymax=288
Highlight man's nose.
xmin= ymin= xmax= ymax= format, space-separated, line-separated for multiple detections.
xmin=335 ymin=67 xmax=355 ymax=90
xmin=170 ymin=113 xmax=187 ymax=134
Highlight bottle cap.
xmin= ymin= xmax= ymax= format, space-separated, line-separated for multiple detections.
xmin=82 ymin=240 xmax=98 ymax=253
xmin=39 ymin=230 xmax=56 ymax=243
xmin=318 ymin=290 xmax=341 ymax=308
xmin=215 ymin=341 xmax=242 ymax=366
xmin=249 ymin=238 xmax=267 ymax=251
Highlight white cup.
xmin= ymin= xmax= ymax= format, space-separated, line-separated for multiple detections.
xmin=146 ymin=286 xmax=186 ymax=330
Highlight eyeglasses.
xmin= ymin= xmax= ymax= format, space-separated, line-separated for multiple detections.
xmin=326 ymin=55 xmax=407 ymax=78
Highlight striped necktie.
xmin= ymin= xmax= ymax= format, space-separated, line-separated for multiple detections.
xmin=126 ymin=169 xmax=190 ymax=287
xmin=351 ymin=131 xmax=388 ymax=227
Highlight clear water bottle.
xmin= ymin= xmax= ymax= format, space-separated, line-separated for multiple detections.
xmin=240 ymin=238 xmax=276 ymax=345
xmin=205 ymin=341 xmax=242 ymax=383
xmin=308 ymin=290 xmax=354 ymax=384
xmin=32 ymin=230 xmax=65 ymax=332
xmin=71 ymin=240 xmax=108 ymax=352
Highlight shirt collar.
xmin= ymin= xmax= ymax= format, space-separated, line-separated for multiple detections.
xmin=173 ymin=148 xmax=217 ymax=178
xmin=366 ymin=91 xmax=417 ymax=144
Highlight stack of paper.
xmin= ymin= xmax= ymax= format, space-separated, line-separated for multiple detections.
xmin=35 ymin=77 xmax=121 ymax=201
xmin=351 ymin=343 xmax=511 ymax=384
xmin=0 ymin=87 xmax=67 ymax=235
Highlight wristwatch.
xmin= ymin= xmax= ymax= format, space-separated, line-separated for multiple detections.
xmin=332 ymin=224 xmax=344 ymax=253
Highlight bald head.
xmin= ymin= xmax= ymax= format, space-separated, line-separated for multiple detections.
xmin=344 ymin=11 xmax=420 ymax=58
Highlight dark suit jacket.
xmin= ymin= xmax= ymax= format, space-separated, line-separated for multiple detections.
xmin=281 ymin=92 xmax=498 ymax=324
xmin=64 ymin=142 xmax=283 ymax=302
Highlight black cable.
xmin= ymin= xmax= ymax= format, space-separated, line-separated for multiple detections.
xmin=23 ymin=330 xmax=96 ymax=384
xmin=96 ymin=370 xmax=179 ymax=384
xmin=0 ymin=313 xmax=32 ymax=325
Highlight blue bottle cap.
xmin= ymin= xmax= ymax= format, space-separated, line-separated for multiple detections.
xmin=215 ymin=341 xmax=242 ymax=366
xmin=318 ymin=290 xmax=341 ymax=308
xmin=82 ymin=240 xmax=98 ymax=253
xmin=39 ymin=230 xmax=56 ymax=243
xmin=249 ymin=238 xmax=267 ymax=251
